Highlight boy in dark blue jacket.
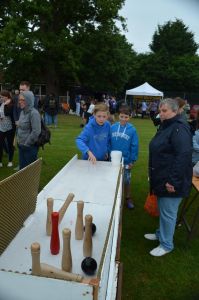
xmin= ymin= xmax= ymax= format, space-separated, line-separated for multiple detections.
xmin=76 ymin=103 xmax=111 ymax=163
xmin=111 ymin=105 xmax=139 ymax=209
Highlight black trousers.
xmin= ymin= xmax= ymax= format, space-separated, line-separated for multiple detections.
xmin=0 ymin=129 xmax=15 ymax=162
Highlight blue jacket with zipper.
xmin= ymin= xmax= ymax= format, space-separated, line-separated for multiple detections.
xmin=111 ymin=122 xmax=138 ymax=165
xmin=76 ymin=117 xmax=111 ymax=161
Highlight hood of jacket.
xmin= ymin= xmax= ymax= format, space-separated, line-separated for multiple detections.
xmin=21 ymin=91 xmax=34 ymax=112
xmin=89 ymin=116 xmax=109 ymax=131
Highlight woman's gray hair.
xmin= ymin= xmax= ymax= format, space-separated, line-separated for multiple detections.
xmin=159 ymin=98 xmax=179 ymax=112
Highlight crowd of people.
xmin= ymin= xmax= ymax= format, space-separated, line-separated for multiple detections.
xmin=132 ymin=99 xmax=191 ymax=121
xmin=1 ymin=86 xmax=199 ymax=257
xmin=0 ymin=81 xmax=60 ymax=170
xmin=72 ymin=94 xmax=118 ymax=127
xmin=0 ymin=81 xmax=41 ymax=170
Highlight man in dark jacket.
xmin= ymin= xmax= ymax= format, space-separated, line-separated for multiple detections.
xmin=145 ymin=98 xmax=192 ymax=256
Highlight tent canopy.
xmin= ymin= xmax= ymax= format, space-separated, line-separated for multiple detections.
xmin=126 ymin=82 xmax=163 ymax=97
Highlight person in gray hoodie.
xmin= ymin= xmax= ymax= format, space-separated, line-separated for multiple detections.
xmin=17 ymin=91 xmax=41 ymax=169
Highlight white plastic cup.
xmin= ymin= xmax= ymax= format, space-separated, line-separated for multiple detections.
xmin=111 ymin=151 xmax=122 ymax=166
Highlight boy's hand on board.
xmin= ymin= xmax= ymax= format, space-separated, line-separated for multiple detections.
xmin=87 ymin=151 xmax=97 ymax=164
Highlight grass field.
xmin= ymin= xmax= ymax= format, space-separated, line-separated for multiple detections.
xmin=1 ymin=114 xmax=199 ymax=300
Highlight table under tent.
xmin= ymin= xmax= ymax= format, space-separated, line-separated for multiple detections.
xmin=125 ymin=82 xmax=164 ymax=117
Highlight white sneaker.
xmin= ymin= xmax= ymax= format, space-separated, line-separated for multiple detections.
xmin=150 ymin=245 xmax=171 ymax=257
xmin=7 ymin=162 xmax=13 ymax=167
xmin=144 ymin=233 xmax=158 ymax=241
xmin=0 ymin=162 xmax=3 ymax=167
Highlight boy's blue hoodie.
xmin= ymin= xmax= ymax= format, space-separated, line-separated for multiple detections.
xmin=76 ymin=117 xmax=111 ymax=161
xmin=111 ymin=122 xmax=138 ymax=165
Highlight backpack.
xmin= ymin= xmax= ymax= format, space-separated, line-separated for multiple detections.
xmin=35 ymin=118 xmax=51 ymax=149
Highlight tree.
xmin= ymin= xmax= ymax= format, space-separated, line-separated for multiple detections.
xmin=126 ymin=19 xmax=199 ymax=93
xmin=148 ymin=19 xmax=199 ymax=92
xmin=0 ymin=0 xmax=130 ymax=94
xmin=150 ymin=19 xmax=198 ymax=56
xmin=77 ymin=26 xmax=136 ymax=93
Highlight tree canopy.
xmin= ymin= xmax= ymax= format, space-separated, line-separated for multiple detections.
xmin=0 ymin=0 xmax=136 ymax=94
xmin=150 ymin=19 xmax=198 ymax=56
xmin=128 ymin=19 xmax=199 ymax=94
xmin=0 ymin=6 xmax=199 ymax=98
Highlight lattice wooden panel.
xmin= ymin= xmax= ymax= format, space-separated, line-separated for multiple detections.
xmin=0 ymin=159 xmax=42 ymax=254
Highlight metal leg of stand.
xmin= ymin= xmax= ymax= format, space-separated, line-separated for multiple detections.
xmin=177 ymin=191 xmax=198 ymax=225
xmin=177 ymin=188 xmax=199 ymax=241
xmin=187 ymin=206 xmax=199 ymax=241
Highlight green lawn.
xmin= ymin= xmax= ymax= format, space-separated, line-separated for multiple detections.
xmin=1 ymin=114 xmax=199 ymax=300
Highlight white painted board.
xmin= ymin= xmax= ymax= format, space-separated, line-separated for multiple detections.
xmin=0 ymin=271 xmax=93 ymax=300
xmin=0 ymin=156 xmax=122 ymax=300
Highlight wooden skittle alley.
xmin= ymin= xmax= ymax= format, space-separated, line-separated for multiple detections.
xmin=0 ymin=155 xmax=123 ymax=300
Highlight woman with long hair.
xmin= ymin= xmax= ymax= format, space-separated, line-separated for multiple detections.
xmin=0 ymin=90 xmax=15 ymax=167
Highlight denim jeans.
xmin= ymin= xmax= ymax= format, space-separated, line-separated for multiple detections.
xmin=44 ymin=113 xmax=57 ymax=126
xmin=18 ymin=144 xmax=39 ymax=170
xmin=156 ymin=196 xmax=182 ymax=251
xmin=124 ymin=168 xmax=131 ymax=185
xmin=75 ymin=102 xmax=80 ymax=116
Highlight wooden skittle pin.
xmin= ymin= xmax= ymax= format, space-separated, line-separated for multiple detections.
xmin=83 ymin=214 xmax=93 ymax=257
xmin=62 ymin=228 xmax=72 ymax=272
xmin=58 ymin=193 xmax=74 ymax=224
xmin=46 ymin=197 xmax=54 ymax=236
xmin=31 ymin=242 xmax=82 ymax=282
xmin=75 ymin=201 xmax=84 ymax=240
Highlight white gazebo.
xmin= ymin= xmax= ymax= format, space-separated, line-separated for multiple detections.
xmin=125 ymin=82 xmax=163 ymax=102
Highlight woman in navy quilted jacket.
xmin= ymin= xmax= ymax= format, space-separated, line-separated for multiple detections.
xmin=145 ymin=98 xmax=192 ymax=256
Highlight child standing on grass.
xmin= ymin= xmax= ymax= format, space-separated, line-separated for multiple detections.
xmin=76 ymin=103 xmax=111 ymax=164
xmin=111 ymin=105 xmax=139 ymax=209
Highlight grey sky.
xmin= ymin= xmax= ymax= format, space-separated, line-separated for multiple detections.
xmin=119 ymin=0 xmax=199 ymax=53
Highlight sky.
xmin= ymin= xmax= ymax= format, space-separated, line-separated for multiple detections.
xmin=118 ymin=0 xmax=199 ymax=54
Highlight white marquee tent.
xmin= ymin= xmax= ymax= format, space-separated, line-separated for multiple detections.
xmin=125 ymin=82 xmax=163 ymax=101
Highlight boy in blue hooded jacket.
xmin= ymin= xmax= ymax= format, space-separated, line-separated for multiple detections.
xmin=111 ymin=105 xmax=139 ymax=209
xmin=76 ymin=103 xmax=111 ymax=163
